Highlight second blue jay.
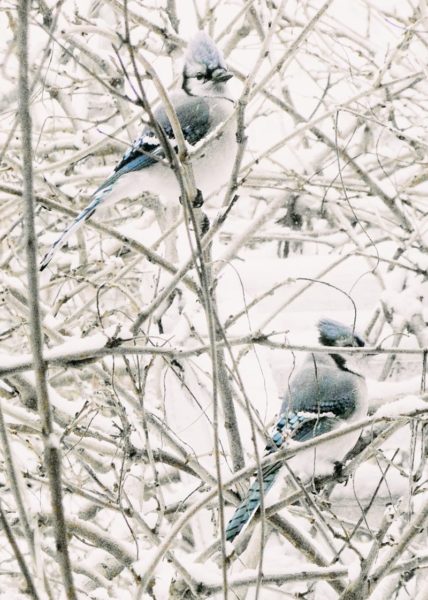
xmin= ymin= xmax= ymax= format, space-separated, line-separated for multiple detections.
xmin=40 ymin=32 xmax=236 ymax=270
xmin=225 ymin=318 xmax=368 ymax=542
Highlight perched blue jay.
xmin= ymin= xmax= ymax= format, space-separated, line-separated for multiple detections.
xmin=225 ymin=318 xmax=368 ymax=542
xmin=40 ymin=32 xmax=235 ymax=270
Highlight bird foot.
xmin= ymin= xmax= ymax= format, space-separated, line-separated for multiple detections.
xmin=179 ymin=189 xmax=204 ymax=208
xmin=193 ymin=189 xmax=204 ymax=207
xmin=333 ymin=461 xmax=348 ymax=483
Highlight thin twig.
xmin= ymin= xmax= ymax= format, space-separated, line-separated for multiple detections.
xmin=17 ymin=2 xmax=76 ymax=597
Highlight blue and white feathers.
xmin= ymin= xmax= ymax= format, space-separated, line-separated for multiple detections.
xmin=225 ymin=318 xmax=368 ymax=542
xmin=40 ymin=32 xmax=235 ymax=271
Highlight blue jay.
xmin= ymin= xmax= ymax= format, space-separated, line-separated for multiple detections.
xmin=225 ymin=318 xmax=368 ymax=542
xmin=40 ymin=32 xmax=235 ymax=270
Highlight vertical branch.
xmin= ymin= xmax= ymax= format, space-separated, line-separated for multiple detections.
xmin=0 ymin=503 xmax=40 ymax=600
xmin=0 ymin=401 xmax=35 ymax=560
xmin=124 ymin=21 xmax=231 ymax=595
xmin=17 ymin=2 xmax=76 ymax=599
xmin=367 ymin=498 xmax=428 ymax=594
xmin=180 ymin=198 xmax=230 ymax=600
xmin=216 ymin=350 xmax=246 ymax=472
xmin=166 ymin=0 xmax=179 ymax=32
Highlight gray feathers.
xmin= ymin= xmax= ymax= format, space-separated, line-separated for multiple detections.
xmin=318 ymin=318 xmax=365 ymax=348
xmin=185 ymin=31 xmax=227 ymax=72
xmin=113 ymin=95 xmax=212 ymax=175
xmin=280 ymin=352 xmax=365 ymax=420
xmin=225 ymin=318 xmax=368 ymax=542
xmin=39 ymin=31 xmax=234 ymax=271
xmin=182 ymin=32 xmax=232 ymax=96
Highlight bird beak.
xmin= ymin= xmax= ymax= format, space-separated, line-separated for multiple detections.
xmin=212 ymin=68 xmax=233 ymax=83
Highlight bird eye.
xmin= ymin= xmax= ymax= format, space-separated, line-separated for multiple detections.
xmin=195 ymin=73 xmax=205 ymax=80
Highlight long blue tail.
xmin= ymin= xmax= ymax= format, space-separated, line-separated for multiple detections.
xmin=225 ymin=460 xmax=282 ymax=541
xmin=40 ymin=147 xmax=159 ymax=271
xmin=225 ymin=410 xmax=340 ymax=541
xmin=39 ymin=183 xmax=113 ymax=271
xmin=225 ymin=417 xmax=288 ymax=541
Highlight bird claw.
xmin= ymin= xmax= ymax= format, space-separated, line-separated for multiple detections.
xmin=179 ymin=189 xmax=204 ymax=208
xmin=333 ymin=461 xmax=348 ymax=483
xmin=193 ymin=189 xmax=204 ymax=207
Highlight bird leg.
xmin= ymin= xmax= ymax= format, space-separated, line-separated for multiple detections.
xmin=179 ymin=188 xmax=204 ymax=207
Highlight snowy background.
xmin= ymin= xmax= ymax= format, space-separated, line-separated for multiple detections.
xmin=1 ymin=0 xmax=428 ymax=598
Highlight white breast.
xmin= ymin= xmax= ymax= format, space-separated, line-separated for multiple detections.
xmin=108 ymin=97 xmax=236 ymax=208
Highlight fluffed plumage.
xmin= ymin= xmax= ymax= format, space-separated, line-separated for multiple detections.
xmin=225 ymin=318 xmax=368 ymax=542
xmin=40 ymin=32 xmax=235 ymax=270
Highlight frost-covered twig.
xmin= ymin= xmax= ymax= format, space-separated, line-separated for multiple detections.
xmin=136 ymin=404 xmax=428 ymax=594
xmin=2 ymin=333 xmax=428 ymax=377
xmin=249 ymin=0 xmax=335 ymax=101
xmin=17 ymin=2 xmax=76 ymax=598
xmin=201 ymin=565 xmax=348 ymax=596
xmin=131 ymin=195 xmax=239 ymax=333
xmin=0 ymin=503 xmax=40 ymax=600
xmin=339 ymin=506 xmax=396 ymax=599
xmin=38 ymin=195 xmax=198 ymax=291
xmin=2 ymin=3 xmax=428 ymax=597
xmin=39 ymin=512 xmax=136 ymax=569
xmin=367 ymin=497 xmax=428 ymax=595
xmin=0 ymin=401 xmax=36 ymax=567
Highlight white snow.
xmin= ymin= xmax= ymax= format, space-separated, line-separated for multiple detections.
xmin=374 ymin=396 xmax=428 ymax=419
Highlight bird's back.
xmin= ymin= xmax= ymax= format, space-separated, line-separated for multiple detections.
xmin=281 ymin=352 xmax=367 ymax=420
xmin=108 ymin=92 xmax=235 ymax=204
xmin=225 ymin=322 xmax=368 ymax=542
xmin=279 ymin=352 xmax=367 ymax=476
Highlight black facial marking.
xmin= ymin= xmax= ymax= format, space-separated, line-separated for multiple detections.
xmin=182 ymin=71 xmax=192 ymax=95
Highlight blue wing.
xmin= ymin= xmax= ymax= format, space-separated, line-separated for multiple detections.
xmin=110 ymin=131 xmax=163 ymax=179
xmin=39 ymin=134 xmax=164 ymax=271
xmin=40 ymin=95 xmax=212 ymax=270
xmin=112 ymin=96 xmax=211 ymax=176
xmin=225 ymin=410 xmax=337 ymax=542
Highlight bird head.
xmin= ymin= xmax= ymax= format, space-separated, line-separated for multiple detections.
xmin=318 ymin=318 xmax=365 ymax=349
xmin=318 ymin=318 xmax=366 ymax=373
xmin=182 ymin=31 xmax=233 ymax=98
